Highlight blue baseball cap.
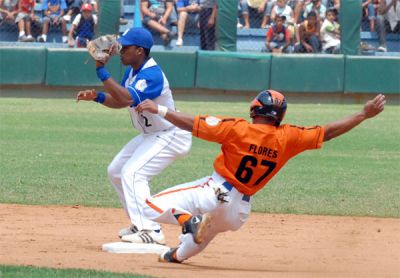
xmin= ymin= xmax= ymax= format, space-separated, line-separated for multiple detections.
xmin=118 ymin=27 xmax=154 ymax=49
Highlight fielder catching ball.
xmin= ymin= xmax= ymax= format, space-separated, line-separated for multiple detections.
xmin=77 ymin=28 xmax=192 ymax=245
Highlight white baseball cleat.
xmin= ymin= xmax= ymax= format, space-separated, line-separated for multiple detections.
xmin=121 ymin=229 xmax=166 ymax=245
xmin=118 ymin=224 xmax=139 ymax=239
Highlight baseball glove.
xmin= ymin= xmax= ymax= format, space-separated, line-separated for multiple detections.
xmin=87 ymin=35 xmax=120 ymax=63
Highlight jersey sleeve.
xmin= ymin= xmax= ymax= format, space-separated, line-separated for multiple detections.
xmin=192 ymin=115 xmax=238 ymax=144
xmin=266 ymin=28 xmax=273 ymax=40
xmin=285 ymin=28 xmax=291 ymax=41
xmin=286 ymin=125 xmax=325 ymax=157
xmin=72 ymin=13 xmax=81 ymax=25
xmin=127 ymin=66 xmax=164 ymax=107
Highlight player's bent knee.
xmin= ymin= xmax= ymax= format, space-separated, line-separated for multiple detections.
xmin=107 ymin=164 xmax=119 ymax=180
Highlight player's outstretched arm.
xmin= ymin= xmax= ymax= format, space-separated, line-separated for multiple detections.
xmin=323 ymin=94 xmax=386 ymax=142
xmin=76 ymin=89 xmax=130 ymax=108
xmin=136 ymin=99 xmax=195 ymax=132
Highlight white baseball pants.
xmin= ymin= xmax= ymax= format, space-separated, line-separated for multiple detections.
xmin=143 ymin=172 xmax=252 ymax=261
xmin=108 ymin=127 xmax=192 ymax=231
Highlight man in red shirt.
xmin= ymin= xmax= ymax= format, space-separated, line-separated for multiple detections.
xmin=136 ymin=91 xmax=385 ymax=263
xmin=264 ymin=15 xmax=292 ymax=53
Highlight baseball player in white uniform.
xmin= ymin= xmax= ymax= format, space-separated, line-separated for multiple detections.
xmin=76 ymin=27 xmax=192 ymax=245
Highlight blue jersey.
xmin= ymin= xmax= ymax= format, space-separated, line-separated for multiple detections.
xmin=42 ymin=0 xmax=67 ymax=15
xmin=121 ymin=58 xmax=176 ymax=134
xmin=176 ymin=0 xmax=199 ymax=8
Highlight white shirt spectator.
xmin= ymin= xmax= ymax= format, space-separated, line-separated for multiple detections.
xmin=382 ymin=0 xmax=400 ymax=31
xmin=272 ymin=4 xmax=293 ymax=23
xmin=320 ymin=18 xmax=340 ymax=50
xmin=303 ymin=1 xmax=327 ymax=20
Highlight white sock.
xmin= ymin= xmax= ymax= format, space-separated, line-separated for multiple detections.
xmin=27 ymin=34 xmax=32 ymax=38
xmin=19 ymin=31 xmax=25 ymax=37
xmin=62 ymin=36 xmax=68 ymax=42
xmin=42 ymin=34 xmax=47 ymax=41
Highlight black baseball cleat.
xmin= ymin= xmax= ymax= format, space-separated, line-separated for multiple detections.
xmin=159 ymin=248 xmax=181 ymax=263
xmin=182 ymin=213 xmax=212 ymax=244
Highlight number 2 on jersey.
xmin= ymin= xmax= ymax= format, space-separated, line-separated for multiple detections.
xmin=234 ymin=155 xmax=277 ymax=186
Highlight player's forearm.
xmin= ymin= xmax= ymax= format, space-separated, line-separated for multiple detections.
xmin=102 ymin=93 xmax=130 ymax=108
xmin=164 ymin=110 xmax=195 ymax=132
xmin=102 ymin=78 xmax=133 ymax=106
xmin=323 ymin=112 xmax=366 ymax=142
xmin=95 ymin=65 xmax=133 ymax=105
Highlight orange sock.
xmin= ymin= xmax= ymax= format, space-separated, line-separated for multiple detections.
xmin=175 ymin=214 xmax=192 ymax=226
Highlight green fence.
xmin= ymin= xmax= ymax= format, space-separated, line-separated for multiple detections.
xmin=196 ymin=51 xmax=271 ymax=90
xmin=0 ymin=47 xmax=47 ymax=85
xmin=1 ymin=47 xmax=399 ymax=94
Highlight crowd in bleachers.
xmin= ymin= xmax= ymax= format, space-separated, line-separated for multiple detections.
xmin=0 ymin=0 xmax=99 ymax=46
xmin=239 ymin=0 xmax=399 ymax=53
xmin=0 ymin=0 xmax=398 ymax=52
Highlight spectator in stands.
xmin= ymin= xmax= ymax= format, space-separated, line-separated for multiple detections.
xmin=0 ymin=0 xmax=19 ymax=24
xmin=14 ymin=0 xmax=37 ymax=41
xmin=376 ymin=0 xmax=400 ymax=52
xmin=67 ymin=3 xmax=96 ymax=48
xmin=199 ymin=0 xmax=217 ymax=50
xmin=38 ymin=0 xmax=68 ymax=43
xmin=362 ymin=0 xmax=377 ymax=32
xmin=240 ymin=0 xmax=276 ymax=29
xmin=294 ymin=0 xmax=336 ymax=23
xmin=294 ymin=10 xmax=321 ymax=53
xmin=320 ymin=8 xmax=340 ymax=53
xmin=271 ymin=0 xmax=296 ymax=43
xmin=263 ymin=15 xmax=292 ymax=52
xmin=140 ymin=0 xmax=177 ymax=45
xmin=175 ymin=0 xmax=201 ymax=46
xmin=271 ymin=0 xmax=294 ymax=24
xmin=63 ymin=0 xmax=98 ymax=23
xmin=303 ymin=0 xmax=326 ymax=21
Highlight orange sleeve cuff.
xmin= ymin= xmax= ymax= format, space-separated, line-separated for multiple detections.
xmin=316 ymin=126 xmax=325 ymax=149
xmin=192 ymin=115 xmax=201 ymax=138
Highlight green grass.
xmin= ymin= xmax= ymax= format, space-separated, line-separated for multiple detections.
xmin=0 ymin=265 xmax=153 ymax=278
xmin=0 ymin=98 xmax=399 ymax=217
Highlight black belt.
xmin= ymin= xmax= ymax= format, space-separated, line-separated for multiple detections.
xmin=222 ymin=181 xmax=251 ymax=202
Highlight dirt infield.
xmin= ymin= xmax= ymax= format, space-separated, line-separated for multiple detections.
xmin=0 ymin=204 xmax=399 ymax=278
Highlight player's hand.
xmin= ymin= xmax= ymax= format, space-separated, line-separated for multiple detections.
xmin=76 ymin=89 xmax=97 ymax=102
xmin=135 ymin=99 xmax=158 ymax=114
xmin=362 ymin=94 xmax=386 ymax=119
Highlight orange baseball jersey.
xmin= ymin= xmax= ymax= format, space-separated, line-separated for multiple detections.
xmin=193 ymin=116 xmax=325 ymax=196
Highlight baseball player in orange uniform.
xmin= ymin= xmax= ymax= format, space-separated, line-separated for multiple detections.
xmin=135 ymin=90 xmax=386 ymax=263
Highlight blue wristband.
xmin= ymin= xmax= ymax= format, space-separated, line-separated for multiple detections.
xmin=96 ymin=66 xmax=111 ymax=82
xmin=94 ymin=92 xmax=106 ymax=103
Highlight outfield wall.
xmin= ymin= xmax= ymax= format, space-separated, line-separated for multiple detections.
xmin=1 ymin=47 xmax=399 ymax=94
